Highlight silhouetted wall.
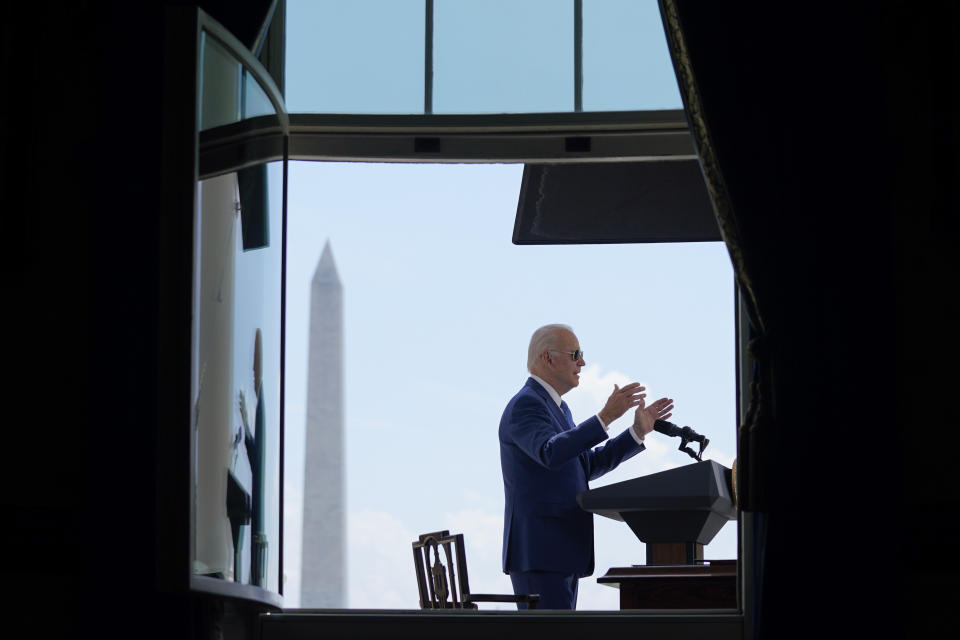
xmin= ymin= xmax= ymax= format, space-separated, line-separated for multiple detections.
xmin=4 ymin=2 xmax=274 ymax=638
xmin=667 ymin=1 xmax=959 ymax=636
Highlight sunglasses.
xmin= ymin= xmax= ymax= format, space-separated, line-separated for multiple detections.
xmin=550 ymin=349 xmax=584 ymax=362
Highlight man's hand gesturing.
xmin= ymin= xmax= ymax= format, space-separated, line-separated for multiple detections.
xmin=597 ymin=383 xmax=646 ymax=427
xmin=632 ymin=396 xmax=675 ymax=439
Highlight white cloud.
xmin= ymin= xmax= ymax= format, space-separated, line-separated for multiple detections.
xmin=565 ymin=364 xmax=634 ymax=422
xmin=566 ymin=364 xmax=668 ymax=431
xmin=347 ymin=510 xmax=419 ymax=609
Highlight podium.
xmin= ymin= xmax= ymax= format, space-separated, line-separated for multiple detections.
xmin=577 ymin=460 xmax=737 ymax=609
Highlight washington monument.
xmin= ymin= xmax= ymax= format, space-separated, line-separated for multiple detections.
xmin=301 ymin=240 xmax=345 ymax=607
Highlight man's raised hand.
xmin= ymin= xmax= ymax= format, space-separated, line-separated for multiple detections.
xmin=632 ymin=396 xmax=675 ymax=438
xmin=597 ymin=382 xmax=646 ymax=427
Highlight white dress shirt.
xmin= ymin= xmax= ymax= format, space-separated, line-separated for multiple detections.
xmin=529 ymin=374 xmax=644 ymax=445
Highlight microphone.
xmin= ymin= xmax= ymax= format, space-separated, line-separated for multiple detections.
xmin=653 ymin=419 xmax=682 ymax=437
xmin=653 ymin=419 xmax=710 ymax=461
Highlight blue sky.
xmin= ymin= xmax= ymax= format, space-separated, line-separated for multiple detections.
xmin=284 ymin=0 xmax=682 ymax=114
xmin=281 ymin=1 xmax=735 ymax=610
xmin=281 ymin=162 xmax=736 ymax=609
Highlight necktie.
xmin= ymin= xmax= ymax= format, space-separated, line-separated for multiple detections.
xmin=560 ymin=401 xmax=575 ymax=428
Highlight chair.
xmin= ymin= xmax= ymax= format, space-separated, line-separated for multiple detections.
xmin=412 ymin=530 xmax=539 ymax=609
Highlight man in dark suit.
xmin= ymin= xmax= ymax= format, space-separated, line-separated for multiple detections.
xmin=499 ymin=324 xmax=674 ymax=609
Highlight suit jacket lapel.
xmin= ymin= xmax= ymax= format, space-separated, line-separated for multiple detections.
xmin=525 ymin=379 xmax=590 ymax=479
xmin=525 ymin=377 xmax=570 ymax=431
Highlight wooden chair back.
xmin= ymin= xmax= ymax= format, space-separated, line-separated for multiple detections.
xmin=412 ymin=530 xmax=469 ymax=608
xmin=412 ymin=530 xmax=539 ymax=610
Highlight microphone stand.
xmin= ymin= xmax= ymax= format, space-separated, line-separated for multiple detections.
xmin=653 ymin=419 xmax=710 ymax=462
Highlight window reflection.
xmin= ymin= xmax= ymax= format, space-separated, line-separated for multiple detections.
xmin=201 ymin=33 xmax=241 ymax=130
xmin=243 ymin=71 xmax=276 ymax=120
xmin=201 ymin=32 xmax=278 ymax=130
xmin=192 ymin=162 xmax=283 ymax=594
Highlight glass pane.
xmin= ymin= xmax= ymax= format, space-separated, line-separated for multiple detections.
xmin=192 ymin=161 xmax=284 ymax=594
xmin=434 ymin=0 xmax=573 ymax=113
xmin=282 ymin=162 xmax=736 ymax=608
xmin=582 ymin=0 xmax=682 ymax=110
xmin=285 ymin=0 xmax=425 ymax=113
xmin=200 ymin=32 xmax=241 ymax=130
xmin=243 ymin=70 xmax=277 ymax=120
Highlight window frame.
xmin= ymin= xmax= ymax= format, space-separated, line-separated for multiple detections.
xmin=165 ymin=6 xmax=748 ymax=629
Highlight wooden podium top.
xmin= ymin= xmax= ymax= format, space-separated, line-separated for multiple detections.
xmin=598 ymin=559 xmax=736 ymax=584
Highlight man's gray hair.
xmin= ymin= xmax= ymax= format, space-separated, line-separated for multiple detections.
xmin=527 ymin=324 xmax=574 ymax=372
